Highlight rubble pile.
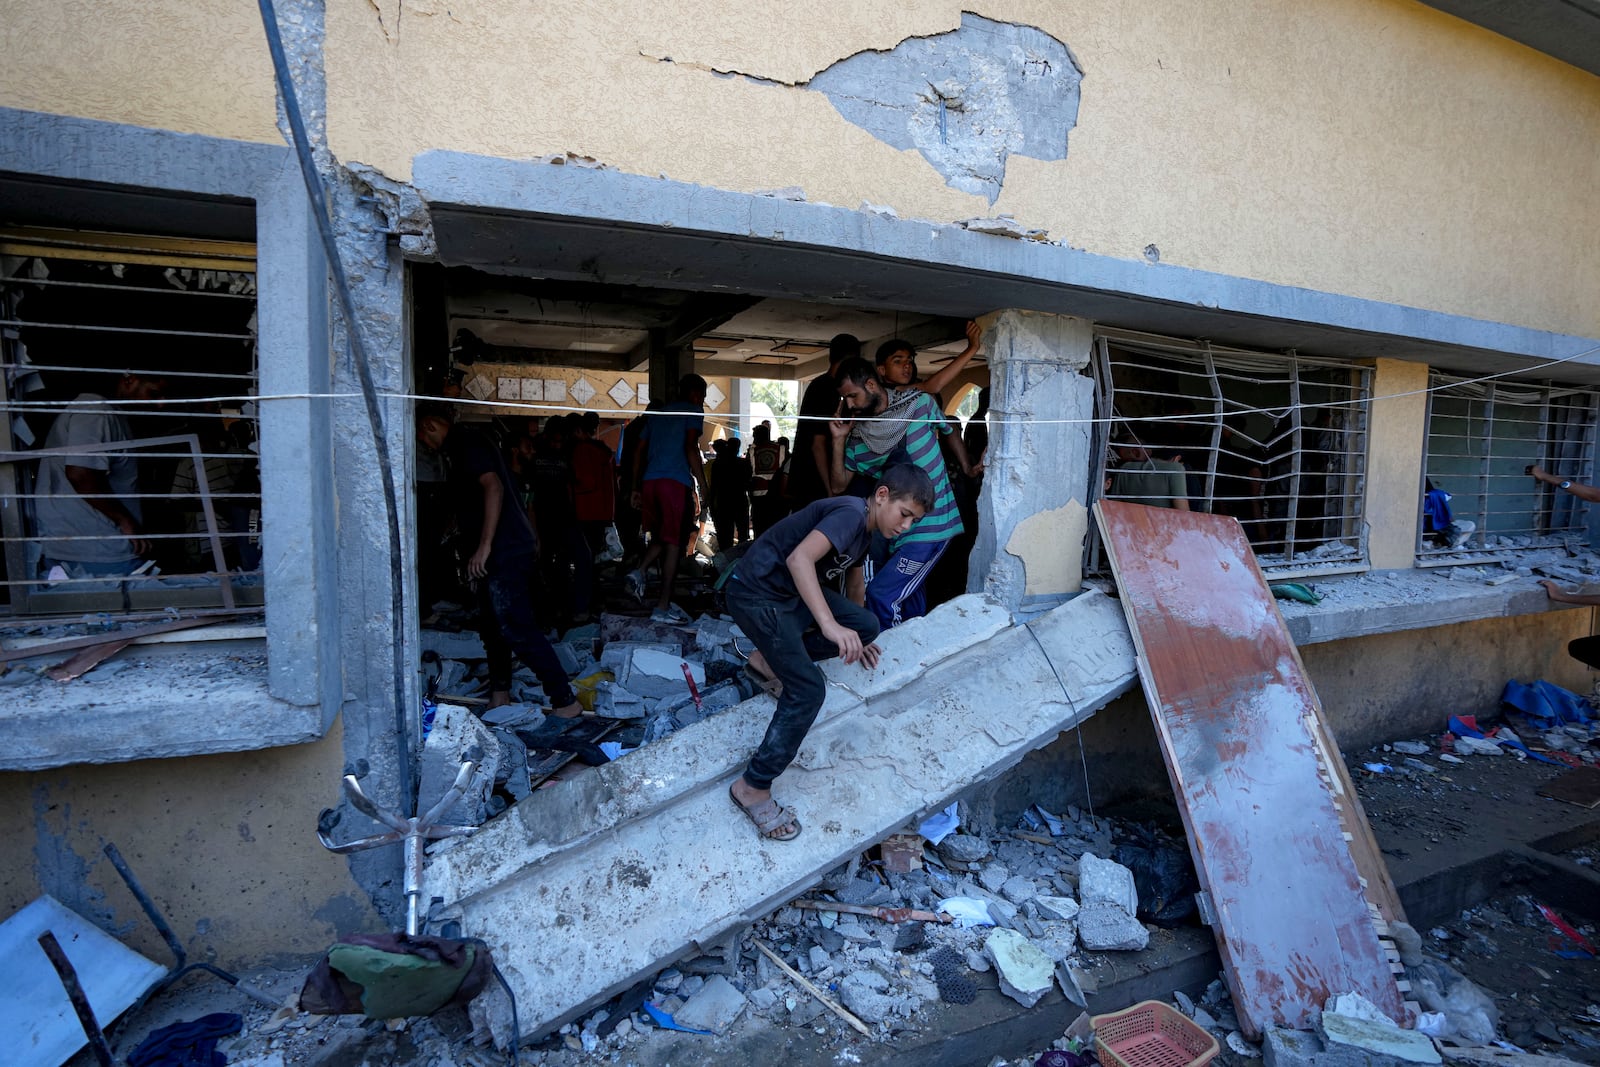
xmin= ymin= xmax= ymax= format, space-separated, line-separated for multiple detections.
xmin=522 ymin=805 xmax=1197 ymax=1059
xmin=418 ymin=609 xmax=761 ymax=819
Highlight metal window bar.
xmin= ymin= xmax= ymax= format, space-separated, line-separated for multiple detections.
xmin=1086 ymin=331 xmax=1372 ymax=579
xmin=1418 ymin=373 xmax=1597 ymax=561
xmin=0 ymin=245 xmax=262 ymax=615
xmin=0 ymin=435 xmax=234 ymax=607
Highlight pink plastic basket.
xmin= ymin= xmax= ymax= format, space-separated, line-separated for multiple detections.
xmin=1092 ymin=1000 xmax=1220 ymax=1067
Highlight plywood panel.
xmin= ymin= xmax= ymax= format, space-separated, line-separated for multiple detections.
xmin=1094 ymin=500 xmax=1405 ymax=1037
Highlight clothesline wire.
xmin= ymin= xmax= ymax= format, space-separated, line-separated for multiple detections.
xmin=1 ymin=337 xmax=1596 ymax=429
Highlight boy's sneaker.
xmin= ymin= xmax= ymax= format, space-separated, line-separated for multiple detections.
xmin=623 ymin=569 xmax=646 ymax=603
xmin=651 ymin=603 xmax=691 ymax=625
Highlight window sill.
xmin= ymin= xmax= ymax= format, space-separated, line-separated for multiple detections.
xmin=0 ymin=634 xmax=325 ymax=771
xmin=1275 ymin=554 xmax=1588 ymax=646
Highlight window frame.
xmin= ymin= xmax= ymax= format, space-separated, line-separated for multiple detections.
xmin=0 ymin=229 xmax=264 ymax=616
xmin=1416 ymin=372 xmax=1599 ymax=564
xmin=1087 ymin=330 xmax=1373 ymax=581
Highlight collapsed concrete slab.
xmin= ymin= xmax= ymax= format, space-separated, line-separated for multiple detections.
xmin=422 ymin=591 xmax=1137 ymax=1042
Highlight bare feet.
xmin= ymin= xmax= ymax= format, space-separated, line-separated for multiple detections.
xmin=487 ymin=690 xmax=512 ymax=710
xmin=551 ymin=700 xmax=583 ymax=719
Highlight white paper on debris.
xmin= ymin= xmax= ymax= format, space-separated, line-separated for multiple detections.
xmin=918 ymin=802 xmax=960 ymax=844
xmin=937 ymin=896 xmax=996 ymax=928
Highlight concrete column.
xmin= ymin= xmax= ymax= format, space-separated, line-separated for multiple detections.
xmin=969 ymin=310 xmax=1097 ymax=611
xmin=733 ymin=377 xmax=754 ymax=442
xmin=1364 ymin=358 xmax=1429 ymax=569
xmin=647 ymin=333 xmax=689 ymax=405
xmin=256 ymin=156 xmax=338 ymax=716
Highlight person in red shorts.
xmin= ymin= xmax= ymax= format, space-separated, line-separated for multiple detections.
xmin=624 ymin=374 xmax=707 ymax=623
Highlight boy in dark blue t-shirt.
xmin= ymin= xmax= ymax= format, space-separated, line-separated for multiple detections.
xmin=726 ymin=463 xmax=935 ymax=841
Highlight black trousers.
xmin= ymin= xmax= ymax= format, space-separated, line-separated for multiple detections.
xmin=727 ymin=583 xmax=880 ymax=790
xmin=478 ymin=550 xmax=577 ymax=707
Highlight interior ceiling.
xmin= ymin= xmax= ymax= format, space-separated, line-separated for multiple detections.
xmin=445 ymin=270 xmax=978 ymax=377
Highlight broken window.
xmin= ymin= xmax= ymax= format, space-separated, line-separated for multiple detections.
xmin=1089 ymin=331 xmax=1372 ymax=576
xmin=1418 ymin=374 xmax=1597 ymax=560
xmin=0 ymin=229 xmax=263 ymax=615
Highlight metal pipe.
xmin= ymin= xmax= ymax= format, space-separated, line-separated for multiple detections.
xmin=37 ymin=931 xmax=114 ymax=1067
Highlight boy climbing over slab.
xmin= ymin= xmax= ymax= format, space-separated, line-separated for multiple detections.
xmin=726 ymin=463 xmax=936 ymax=841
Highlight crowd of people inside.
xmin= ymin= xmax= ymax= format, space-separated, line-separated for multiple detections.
xmin=413 ymin=326 xmax=992 ymax=817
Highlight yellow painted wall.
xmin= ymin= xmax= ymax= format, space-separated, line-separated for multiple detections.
xmin=1364 ymin=358 xmax=1430 ymax=568
xmin=325 ymin=0 xmax=1600 ymax=340
xmin=0 ymin=0 xmax=281 ymax=145
xmin=0 ymin=723 xmax=381 ymax=966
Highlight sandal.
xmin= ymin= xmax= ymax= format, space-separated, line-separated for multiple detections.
xmin=729 ymin=784 xmax=802 ymax=841
xmin=743 ymin=661 xmax=784 ymax=699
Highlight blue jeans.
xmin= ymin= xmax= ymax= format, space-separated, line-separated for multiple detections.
xmin=479 ymin=549 xmax=577 ymax=708
xmin=728 ymin=581 xmax=881 ymax=790
xmin=865 ymin=538 xmax=949 ymax=630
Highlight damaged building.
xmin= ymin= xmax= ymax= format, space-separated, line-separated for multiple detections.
xmin=2 ymin=0 xmax=1600 ymax=1061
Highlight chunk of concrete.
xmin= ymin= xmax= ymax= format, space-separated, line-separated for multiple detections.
xmin=598 ymin=641 xmax=677 ymax=674
xmin=599 ymin=615 xmax=694 ymax=653
xmin=418 ymin=703 xmax=499 ymax=824
xmin=1077 ymin=853 xmax=1138 ymax=913
xmin=1000 ymin=876 xmax=1037 ymax=904
xmin=618 ymin=649 xmax=705 ymax=700
xmin=1076 ymin=901 xmax=1149 ymax=951
xmin=672 ymin=974 xmax=746 ymax=1034
xmin=1321 ymin=1010 xmax=1440 ymax=1064
xmin=1388 ymin=922 xmax=1424 ymax=967
xmin=839 ymin=973 xmax=893 ymax=1024
xmin=428 ymin=591 xmax=1138 ymax=1042
xmin=593 ymin=682 xmax=645 ymax=719
xmin=1035 ymin=895 xmax=1079 ymax=922
xmin=421 ymin=630 xmax=486 ymax=660
xmin=984 ymin=928 xmax=1055 ymax=1008
xmin=1029 ymin=918 xmax=1078 ymax=962
xmin=937 ymin=834 xmax=991 ymax=866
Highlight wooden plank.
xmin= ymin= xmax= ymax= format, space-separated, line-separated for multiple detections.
xmin=46 ymin=638 xmax=136 ymax=682
xmin=0 ymin=616 xmax=231 ymax=664
xmin=1537 ymin=767 xmax=1600 ymax=809
xmin=1094 ymin=500 xmax=1405 ymax=1038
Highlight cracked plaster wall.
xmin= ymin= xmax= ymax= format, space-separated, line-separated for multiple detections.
xmin=323 ymin=0 xmax=1600 ymax=341
xmin=3 ymin=2 xmax=1597 ymax=338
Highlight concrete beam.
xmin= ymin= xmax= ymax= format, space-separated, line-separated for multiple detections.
xmin=422 ymin=590 xmax=1137 ymax=1041
xmin=860 ymin=317 xmax=968 ymax=362
xmin=413 ymin=155 xmax=1600 ymax=382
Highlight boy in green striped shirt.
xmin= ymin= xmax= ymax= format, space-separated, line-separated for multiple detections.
xmin=829 ymin=357 xmax=981 ymax=627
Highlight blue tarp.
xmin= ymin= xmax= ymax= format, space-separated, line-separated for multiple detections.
xmin=1501 ymin=679 xmax=1594 ymax=730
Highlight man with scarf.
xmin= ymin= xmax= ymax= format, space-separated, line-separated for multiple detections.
xmin=828 ymin=356 xmax=981 ymax=628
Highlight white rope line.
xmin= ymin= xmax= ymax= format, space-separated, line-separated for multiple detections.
xmin=0 ymin=337 xmax=1596 ymax=428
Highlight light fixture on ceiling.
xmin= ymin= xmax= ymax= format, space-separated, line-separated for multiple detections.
xmin=694 ymin=336 xmax=744 ymax=349
xmin=744 ymin=354 xmax=799 ymax=365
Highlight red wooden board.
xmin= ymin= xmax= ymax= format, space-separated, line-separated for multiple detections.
xmin=1095 ymin=500 xmax=1405 ymax=1037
